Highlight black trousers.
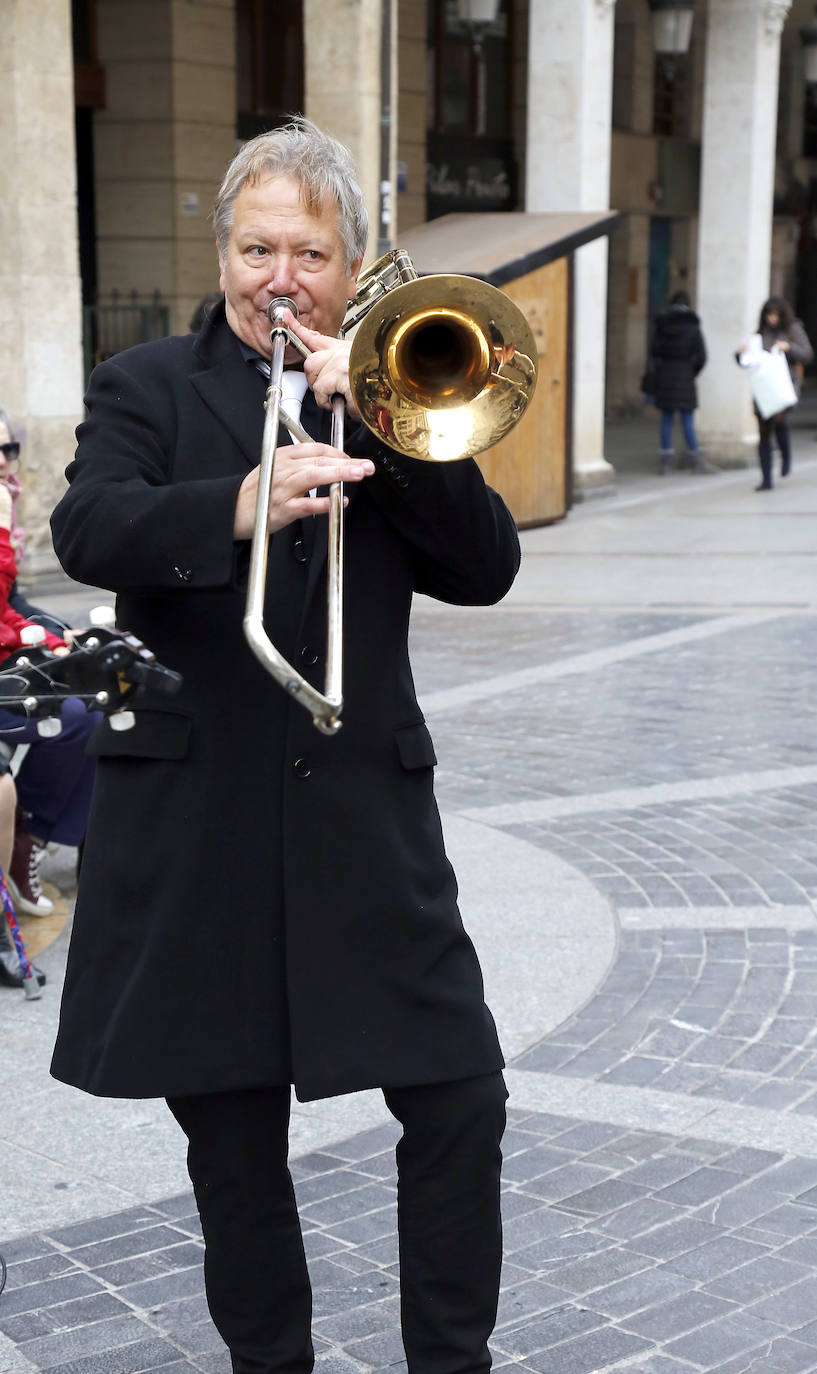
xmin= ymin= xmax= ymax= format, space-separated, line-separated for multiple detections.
xmin=167 ymin=1072 xmax=507 ymax=1374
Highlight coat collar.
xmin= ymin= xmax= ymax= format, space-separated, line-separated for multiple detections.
xmin=190 ymin=301 xmax=269 ymax=469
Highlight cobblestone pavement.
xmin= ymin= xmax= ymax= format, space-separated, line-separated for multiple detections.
xmin=9 ymin=1109 xmax=817 ymax=1374
xmin=3 ymin=452 xmax=817 ymax=1374
xmin=523 ymin=787 xmax=817 ymax=912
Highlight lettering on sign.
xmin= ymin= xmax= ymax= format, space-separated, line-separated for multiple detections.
xmin=427 ymin=163 xmax=512 ymax=206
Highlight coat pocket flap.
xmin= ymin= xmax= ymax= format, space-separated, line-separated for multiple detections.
xmin=87 ymin=709 xmax=193 ymax=760
xmin=394 ymin=721 xmax=437 ymax=770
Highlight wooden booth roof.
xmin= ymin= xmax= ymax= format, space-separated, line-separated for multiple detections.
xmin=396 ymin=211 xmax=619 ymax=288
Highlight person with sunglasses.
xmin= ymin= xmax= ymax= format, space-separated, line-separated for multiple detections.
xmin=0 ymin=407 xmax=99 ymax=940
xmin=0 ymin=408 xmax=69 ymax=635
xmin=0 ymin=419 xmax=25 ymax=567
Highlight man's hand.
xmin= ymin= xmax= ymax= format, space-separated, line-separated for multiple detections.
xmin=53 ymin=629 xmax=77 ymax=656
xmin=285 ymin=314 xmax=360 ymax=417
xmin=233 ymin=442 xmax=374 ymax=540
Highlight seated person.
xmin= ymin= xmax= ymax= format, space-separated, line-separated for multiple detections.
xmin=0 ymin=405 xmax=69 ymax=635
xmin=0 ymin=770 xmax=46 ymax=989
xmin=0 ymin=416 xmax=98 ymax=917
xmin=0 ymin=769 xmax=25 ymax=985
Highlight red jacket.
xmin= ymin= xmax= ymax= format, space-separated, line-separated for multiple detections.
xmin=0 ymin=528 xmax=65 ymax=663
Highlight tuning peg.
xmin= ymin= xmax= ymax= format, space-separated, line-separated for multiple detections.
xmin=36 ymin=717 xmax=63 ymax=738
xmin=89 ymin=606 xmax=116 ymax=628
xmin=109 ymin=710 xmax=136 ymax=732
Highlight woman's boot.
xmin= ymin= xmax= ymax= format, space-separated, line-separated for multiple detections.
xmin=777 ymin=426 xmax=792 ymax=477
xmin=756 ymin=440 xmax=773 ymax=490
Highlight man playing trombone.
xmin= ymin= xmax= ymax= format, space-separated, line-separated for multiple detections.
xmin=50 ymin=118 xmax=521 ymax=1374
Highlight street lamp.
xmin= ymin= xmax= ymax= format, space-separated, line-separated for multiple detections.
xmin=648 ymin=0 xmax=695 ymax=77
xmin=800 ymin=5 xmax=817 ymax=87
xmin=457 ymin=0 xmax=501 ymax=29
xmin=456 ymin=0 xmax=502 ymax=137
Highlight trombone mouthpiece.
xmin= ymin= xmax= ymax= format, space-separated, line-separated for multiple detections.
xmin=267 ymin=297 xmax=299 ymax=325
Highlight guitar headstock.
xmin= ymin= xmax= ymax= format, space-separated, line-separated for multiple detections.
xmin=0 ymin=610 xmax=182 ymax=735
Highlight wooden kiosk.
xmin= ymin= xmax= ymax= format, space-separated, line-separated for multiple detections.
xmin=398 ymin=212 xmax=618 ymax=527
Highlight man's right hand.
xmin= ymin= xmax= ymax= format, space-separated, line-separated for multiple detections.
xmin=233 ymin=441 xmax=374 ymax=540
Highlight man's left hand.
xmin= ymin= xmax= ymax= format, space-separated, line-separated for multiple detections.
xmin=286 ymin=315 xmax=361 ymax=419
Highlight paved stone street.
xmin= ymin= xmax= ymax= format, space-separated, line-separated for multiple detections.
xmin=2 ymin=409 xmax=817 ymax=1374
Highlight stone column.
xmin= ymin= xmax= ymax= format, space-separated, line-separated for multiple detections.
xmin=525 ymin=0 xmax=617 ymax=496
xmin=0 ymin=0 xmax=83 ymax=572
xmin=397 ymin=0 xmax=426 ymax=235
xmin=304 ymin=0 xmax=385 ymax=264
xmin=94 ymin=0 xmax=237 ymax=337
xmin=696 ymin=0 xmax=792 ymax=463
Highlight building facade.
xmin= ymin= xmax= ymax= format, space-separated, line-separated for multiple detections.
xmin=0 ymin=0 xmax=808 ymax=566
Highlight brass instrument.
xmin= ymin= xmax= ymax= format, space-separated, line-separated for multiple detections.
xmin=243 ymin=249 xmax=538 ymax=736
xmin=244 ymin=296 xmax=346 ymax=736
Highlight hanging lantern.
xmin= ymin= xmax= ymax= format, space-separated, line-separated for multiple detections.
xmin=457 ymin=0 xmax=500 ymax=23
xmin=647 ymin=0 xmax=695 ymax=59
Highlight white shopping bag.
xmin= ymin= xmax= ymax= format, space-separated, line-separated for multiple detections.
xmin=738 ymin=337 xmax=798 ymax=419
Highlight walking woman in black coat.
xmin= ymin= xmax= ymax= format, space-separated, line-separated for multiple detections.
xmin=648 ymin=291 xmax=716 ymax=474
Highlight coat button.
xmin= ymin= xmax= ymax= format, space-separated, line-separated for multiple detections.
xmin=173 ymin=564 xmax=193 ymax=582
xmin=292 ymin=538 xmax=308 ymax=565
xmin=300 ymin=645 xmax=319 ymax=666
xmin=293 ymin=757 xmax=311 ymax=779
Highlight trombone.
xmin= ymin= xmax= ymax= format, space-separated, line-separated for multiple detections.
xmin=243 ymin=249 xmax=538 ymax=736
xmin=244 ymin=295 xmax=346 ymax=736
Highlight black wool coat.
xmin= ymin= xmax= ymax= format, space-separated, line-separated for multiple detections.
xmin=49 ymin=304 xmax=519 ymax=1102
xmin=649 ymin=307 xmax=707 ymax=412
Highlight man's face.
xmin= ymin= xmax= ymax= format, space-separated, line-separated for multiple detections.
xmin=218 ymin=175 xmax=363 ymax=359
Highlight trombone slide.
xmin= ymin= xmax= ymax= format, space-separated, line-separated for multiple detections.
xmin=243 ymin=306 xmax=344 ymax=735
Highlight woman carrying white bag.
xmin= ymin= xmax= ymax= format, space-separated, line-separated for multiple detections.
xmin=737 ymin=297 xmax=813 ymax=491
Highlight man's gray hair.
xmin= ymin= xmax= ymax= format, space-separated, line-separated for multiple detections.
xmin=213 ymin=117 xmax=369 ymax=271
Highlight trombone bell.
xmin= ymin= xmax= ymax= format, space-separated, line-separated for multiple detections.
xmin=245 ymin=253 xmax=539 ymax=737
xmin=348 ymin=270 xmax=537 ymax=462
xmin=387 ymin=308 xmax=492 ymax=409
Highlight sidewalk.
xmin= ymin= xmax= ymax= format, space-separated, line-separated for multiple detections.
xmin=2 ymin=410 xmax=817 ymax=1374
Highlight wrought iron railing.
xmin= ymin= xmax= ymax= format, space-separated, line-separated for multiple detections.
xmin=82 ymin=290 xmax=170 ymax=380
